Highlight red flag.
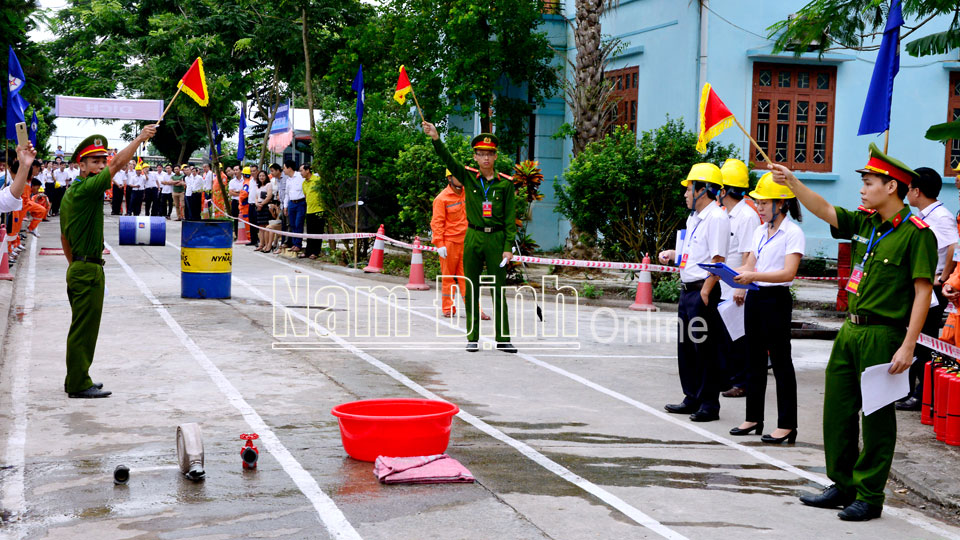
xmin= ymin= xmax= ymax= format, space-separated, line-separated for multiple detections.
xmin=696 ymin=83 xmax=734 ymax=153
xmin=394 ymin=65 xmax=412 ymax=105
xmin=178 ymin=57 xmax=209 ymax=107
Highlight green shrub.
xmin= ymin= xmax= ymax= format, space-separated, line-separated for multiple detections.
xmin=582 ymin=283 xmax=603 ymax=299
xmin=653 ymin=273 xmax=681 ymax=303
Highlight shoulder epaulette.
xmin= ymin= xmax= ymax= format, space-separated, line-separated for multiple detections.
xmin=909 ymin=215 xmax=930 ymax=229
xmin=498 ymin=172 xmax=513 ymax=181
xmin=464 ymin=166 xmax=479 ymax=174
xmin=857 ymin=205 xmax=877 ymax=214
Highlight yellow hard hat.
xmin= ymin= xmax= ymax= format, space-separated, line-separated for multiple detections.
xmin=38 ymin=187 xmax=45 ymax=193
xmin=242 ymin=166 xmax=251 ymax=175
xmin=749 ymin=172 xmax=795 ymax=200
xmin=719 ymin=159 xmax=750 ymax=188
xmin=681 ymin=163 xmax=723 ymax=187
xmin=445 ymin=169 xmax=453 ymax=177
xmin=135 ymin=164 xmax=143 ymax=171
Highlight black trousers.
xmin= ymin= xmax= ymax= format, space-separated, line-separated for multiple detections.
xmin=54 ymin=185 xmax=66 ymax=215
xmin=910 ymin=284 xmax=946 ymax=400
xmin=44 ymin=183 xmax=57 ymax=215
xmin=124 ymin=186 xmax=133 ymax=215
xmin=744 ymin=286 xmax=797 ymax=429
xmin=247 ymin=204 xmax=259 ymax=244
xmin=160 ymin=193 xmax=173 ymax=217
xmin=305 ymin=212 xmax=326 ymax=257
xmin=111 ymin=185 xmax=124 ymax=215
xmin=130 ymin=190 xmax=144 ymax=216
xmin=677 ymin=285 xmax=723 ymax=413
xmin=230 ymin=199 xmax=240 ymax=237
xmin=144 ymin=187 xmax=159 ymax=216
xmin=187 ymin=193 xmax=202 ymax=221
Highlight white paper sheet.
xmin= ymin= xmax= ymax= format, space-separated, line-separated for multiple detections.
xmin=717 ymin=300 xmax=745 ymax=341
xmin=861 ymin=363 xmax=909 ymax=416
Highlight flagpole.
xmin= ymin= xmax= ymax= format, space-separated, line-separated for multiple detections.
xmin=354 ymin=142 xmax=360 ymax=269
xmin=731 ymin=117 xmax=773 ymax=165
xmin=158 ymin=86 xmax=184 ymax=122
xmin=408 ymin=87 xmax=426 ymax=124
xmin=883 ymin=130 xmax=890 ymax=154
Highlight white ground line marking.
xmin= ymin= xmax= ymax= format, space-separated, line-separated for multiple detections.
xmin=1 ymin=239 xmax=38 ymax=522
xmin=204 ymin=244 xmax=960 ymax=538
xmin=232 ymin=275 xmax=688 ymax=540
xmin=106 ymin=242 xmax=362 ymax=540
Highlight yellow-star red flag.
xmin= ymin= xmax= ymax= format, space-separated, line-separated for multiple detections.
xmin=394 ymin=65 xmax=412 ymax=105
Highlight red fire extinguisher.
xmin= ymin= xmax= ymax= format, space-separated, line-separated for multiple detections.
xmin=240 ymin=433 xmax=260 ymax=469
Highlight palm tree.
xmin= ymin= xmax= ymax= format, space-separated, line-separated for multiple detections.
xmin=566 ymin=0 xmax=619 ymax=156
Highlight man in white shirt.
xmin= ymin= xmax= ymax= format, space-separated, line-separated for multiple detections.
xmin=68 ymin=163 xmax=80 ymax=182
xmin=283 ymin=159 xmax=306 ymax=251
xmin=899 ymin=167 xmax=960 ymax=410
xmin=51 ymin=162 xmax=71 ymax=217
xmin=202 ymin=163 xmax=214 ymax=192
xmin=227 ymin=167 xmax=243 ymax=237
xmin=0 ymin=144 xmax=35 ymax=213
xmin=188 ymin=166 xmax=204 ymax=220
xmin=123 ymin=163 xmax=136 ymax=215
xmin=159 ymin=164 xmax=174 ymax=218
xmin=658 ymin=163 xmax=730 ymax=422
xmin=144 ymin=164 xmax=160 ymax=216
xmin=718 ymin=159 xmax=761 ymax=398
xmin=111 ymin=167 xmax=126 ymax=215
xmin=127 ymin=165 xmax=145 ymax=216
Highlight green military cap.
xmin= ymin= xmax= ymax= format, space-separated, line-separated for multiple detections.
xmin=72 ymin=134 xmax=109 ymax=163
xmin=855 ymin=142 xmax=918 ymax=185
xmin=471 ymin=133 xmax=498 ymax=151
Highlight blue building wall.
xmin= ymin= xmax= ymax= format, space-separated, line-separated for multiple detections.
xmin=531 ymin=0 xmax=960 ymax=257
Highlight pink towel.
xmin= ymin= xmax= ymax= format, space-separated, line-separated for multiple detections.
xmin=373 ymin=454 xmax=475 ymax=484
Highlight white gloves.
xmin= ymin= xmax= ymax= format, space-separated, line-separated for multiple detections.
xmin=437 ymin=246 xmax=447 ymax=258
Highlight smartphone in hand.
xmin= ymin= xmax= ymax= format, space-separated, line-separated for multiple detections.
xmin=15 ymin=122 xmax=28 ymax=148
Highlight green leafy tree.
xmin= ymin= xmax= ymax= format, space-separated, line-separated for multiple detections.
xmin=1 ymin=0 xmax=53 ymax=156
xmin=556 ymin=118 xmax=737 ymax=262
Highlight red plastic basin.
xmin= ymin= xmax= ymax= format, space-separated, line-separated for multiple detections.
xmin=331 ymin=398 xmax=460 ymax=462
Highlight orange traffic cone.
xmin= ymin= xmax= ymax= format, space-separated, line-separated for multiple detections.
xmin=236 ymin=206 xmax=250 ymax=244
xmin=0 ymin=224 xmax=13 ymax=281
xmin=364 ymin=224 xmax=385 ymax=273
xmin=406 ymin=236 xmax=429 ymax=291
xmin=629 ymin=254 xmax=656 ymax=311
xmin=946 ymin=374 xmax=960 ymax=446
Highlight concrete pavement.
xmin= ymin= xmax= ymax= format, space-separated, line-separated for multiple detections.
xmin=0 ymin=215 xmax=959 ymax=539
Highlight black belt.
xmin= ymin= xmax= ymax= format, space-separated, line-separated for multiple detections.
xmin=848 ymin=313 xmax=906 ymax=327
xmin=681 ymin=280 xmax=705 ymax=292
xmin=73 ymin=255 xmax=105 ymax=266
xmin=468 ymin=224 xmax=503 ymax=233
xmin=289 ymin=198 xmax=305 ymax=204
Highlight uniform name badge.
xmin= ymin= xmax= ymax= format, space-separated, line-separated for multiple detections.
xmin=482 ymin=200 xmax=492 ymax=218
xmin=679 ymin=253 xmax=689 ymax=269
xmin=845 ymin=264 xmax=864 ymax=295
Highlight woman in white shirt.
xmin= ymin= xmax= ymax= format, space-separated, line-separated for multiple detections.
xmin=728 ymin=173 xmax=805 ymax=445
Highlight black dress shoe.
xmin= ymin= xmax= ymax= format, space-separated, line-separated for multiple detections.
xmin=729 ymin=422 xmax=763 ymax=436
xmin=895 ymin=396 xmax=921 ymax=411
xmin=761 ymin=429 xmax=797 ymax=444
xmin=799 ymin=485 xmax=855 ymax=509
xmin=689 ymin=410 xmax=720 ymax=422
xmin=496 ymin=342 xmax=517 ymax=353
xmin=664 ymin=402 xmax=698 ymax=414
xmin=63 ymin=382 xmax=103 ymax=392
xmin=838 ymin=500 xmax=882 ymax=521
xmin=466 ymin=342 xmax=479 ymax=352
xmin=67 ymin=386 xmax=112 ymax=399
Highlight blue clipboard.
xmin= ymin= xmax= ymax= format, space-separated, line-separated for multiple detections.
xmin=697 ymin=262 xmax=760 ymax=290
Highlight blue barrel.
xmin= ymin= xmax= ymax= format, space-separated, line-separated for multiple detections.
xmin=181 ymin=220 xmax=232 ymax=299
xmin=119 ymin=216 xmax=166 ymax=246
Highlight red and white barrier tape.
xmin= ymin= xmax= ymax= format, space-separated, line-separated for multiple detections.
xmin=918 ymin=332 xmax=960 ymax=361
xmin=211 ymin=200 xmax=843 ymax=280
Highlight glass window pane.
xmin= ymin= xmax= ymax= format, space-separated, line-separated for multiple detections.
xmin=633 ymin=73 xmax=638 ymax=88
xmin=776 ymin=124 xmax=789 ymax=162
xmin=953 ymin=108 xmax=960 ymax=122
xmin=759 ymin=70 xmax=772 ymax=87
xmin=817 ymin=73 xmax=830 ymax=90
xmin=631 ymin=101 xmax=637 ymax=120
xmin=816 ymin=102 xmax=828 ymax=124
xmin=757 ymin=99 xmax=770 ymax=121
xmin=778 ymin=71 xmax=791 ymax=88
xmin=798 ymin=72 xmax=810 ymax=88
xmin=795 ymin=125 xmax=807 ymax=163
xmin=796 ymin=101 xmax=809 ymax=123
xmin=756 ymin=123 xmax=769 ymax=162
xmin=778 ymin=100 xmax=790 ymax=122
xmin=617 ymin=76 xmax=622 ymax=90
xmin=951 ymin=139 xmax=960 ymax=169
xmin=814 ymin=125 xmax=826 ymax=164
xmin=954 ymin=78 xmax=960 ymax=96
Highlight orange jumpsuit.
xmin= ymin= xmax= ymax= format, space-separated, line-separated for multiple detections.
xmin=431 ymin=185 xmax=468 ymax=315
xmin=22 ymin=184 xmax=47 ymax=232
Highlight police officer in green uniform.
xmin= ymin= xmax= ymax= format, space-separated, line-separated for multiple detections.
xmin=769 ymin=143 xmax=937 ymax=521
xmin=422 ymin=121 xmax=517 ymax=353
xmin=61 ymin=125 xmax=156 ymax=398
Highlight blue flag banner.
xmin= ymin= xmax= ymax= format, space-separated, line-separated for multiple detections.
xmin=28 ymin=107 xmax=38 ymax=147
xmin=237 ymin=104 xmax=247 ymax=161
xmin=210 ymin=119 xmax=220 ymax=158
xmin=352 ymin=65 xmax=364 ymax=142
xmin=858 ymin=0 xmax=903 ymax=136
xmin=6 ymin=46 xmax=29 ymax=140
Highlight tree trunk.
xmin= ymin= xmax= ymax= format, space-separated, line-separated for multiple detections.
xmin=257 ymin=63 xmax=282 ymax=171
xmin=176 ymin=141 xmax=187 ymax=165
xmin=302 ymin=7 xmax=316 ymax=137
xmin=572 ymin=0 xmax=609 ymax=156
xmin=204 ymin=111 xmax=230 ymax=211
